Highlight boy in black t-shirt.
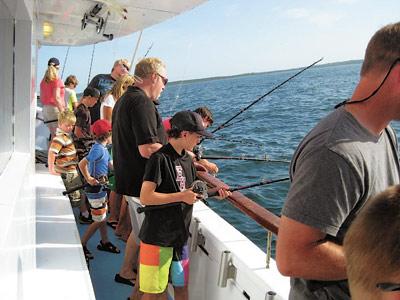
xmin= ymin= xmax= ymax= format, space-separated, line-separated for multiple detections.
xmin=138 ymin=111 xmax=231 ymax=300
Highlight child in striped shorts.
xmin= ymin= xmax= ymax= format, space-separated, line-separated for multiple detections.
xmin=78 ymin=119 xmax=120 ymax=260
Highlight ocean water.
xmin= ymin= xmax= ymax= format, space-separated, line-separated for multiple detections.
xmin=158 ymin=61 xmax=370 ymax=255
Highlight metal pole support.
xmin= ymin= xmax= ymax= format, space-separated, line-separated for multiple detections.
xmin=265 ymin=291 xmax=277 ymax=300
xmin=190 ymin=218 xmax=200 ymax=252
xmin=266 ymin=230 xmax=272 ymax=269
xmin=217 ymin=250 xmax=237 ymax=287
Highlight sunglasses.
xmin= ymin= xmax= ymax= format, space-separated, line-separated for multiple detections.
xmin=156 ymin=72 xmax=168 ymax=86
xmin=377 ymin=282 xmax=400 ymax=292
xmin=121 ymin=64 xmax=130 ymax=71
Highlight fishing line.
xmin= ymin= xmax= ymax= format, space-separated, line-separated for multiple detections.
xmin=200 ymin=155 xmax=290 ymax=163
xmin=61 ymin=46 xmax=70 ymax=79
xmin=169 ymin=42 xmax=193 ymax=114
xmin=334 ymin=58 xmax=400 ymax=109
xmin=209 ymin=58 xmax=324 ymax=136
xmin=87 ymin=43 xmax=96 ymax=85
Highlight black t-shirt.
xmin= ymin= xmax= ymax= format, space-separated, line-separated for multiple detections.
xmin=112 ymin=86 xmax=168 ymax=196
xmin=74 ymin=103 xmax=91 ymax=138
xmin=139 ymin=143 xmax=197 ymax=247
xmin=88 ymin=73 xmax=116 ymax=124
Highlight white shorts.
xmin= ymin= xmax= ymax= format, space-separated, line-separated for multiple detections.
xmin=124 ymin=196 xmax=145 ymax=244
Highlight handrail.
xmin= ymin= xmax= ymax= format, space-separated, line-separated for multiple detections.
xmin=197 ymin=171 xmax=280 ymax=235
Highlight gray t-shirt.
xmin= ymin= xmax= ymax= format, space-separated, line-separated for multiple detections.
xmin=282 ymin=107 xmax=400 ymax=300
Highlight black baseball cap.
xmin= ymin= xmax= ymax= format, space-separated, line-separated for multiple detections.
xmin=170 ymin=111 xmax=212 ymax=137
xmin=48 ymin=57 xmax=60 ymax=66
xmin=83 ymin=87 xmax=100 ymax=98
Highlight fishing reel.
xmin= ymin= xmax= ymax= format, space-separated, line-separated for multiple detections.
xmin=136 ymin=180 xmax=209 ymax=214
xmin=192 ymin=180 xmax=208 ymax=201
xmin=97 ymin=175 xmax=109 ymax=186
xmin=193 ymin=145 xmax=204 ymax=160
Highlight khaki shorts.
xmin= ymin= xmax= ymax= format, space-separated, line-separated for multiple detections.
xmin=42 ymin=105 xmax=59 ymax=136
xmin=61 ymin=172 xmax=83 ymax=207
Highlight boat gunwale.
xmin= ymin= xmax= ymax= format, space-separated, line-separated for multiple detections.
xmin=197 ymin=171 xmax=280 ymax=235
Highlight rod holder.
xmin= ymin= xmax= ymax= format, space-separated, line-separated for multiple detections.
xmin=190 ymin=218 xmax=200 ymax=252
xmin=190 ymin=218 xmax=205 ymax=252
xmin=265 ymin=291 xmax=277 ymax=300
xmin=217 ymin=250 xmax=237 ymax=287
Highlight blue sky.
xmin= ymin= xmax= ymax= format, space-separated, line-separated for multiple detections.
xmin=38 ymin=0 xmax=400 ymax=91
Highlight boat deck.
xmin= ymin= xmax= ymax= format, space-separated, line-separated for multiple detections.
xmin=33 ymin=163 xmax=290 ymax=300
xmin=34 ymin=164 xmax=133 ymax=300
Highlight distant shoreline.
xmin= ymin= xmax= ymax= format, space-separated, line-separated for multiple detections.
xmin=169 ymin=59 xmax=363 ymax=85
xmin=66 ymin=59 xmax=363 ymax=95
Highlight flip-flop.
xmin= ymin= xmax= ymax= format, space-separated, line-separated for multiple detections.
xmin=97 ymin=241 xmax=120 ymax=254
xmin=83 ymin=245 xmax=94 ymax=260
xmin=106 ymin=220 xmax=118 ymax=230
xmin=114 ymin=273 xmax=135 ymax=286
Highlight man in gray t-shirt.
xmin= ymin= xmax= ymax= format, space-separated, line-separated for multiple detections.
xmin=276 ymin=22 xmax=400 ymax=300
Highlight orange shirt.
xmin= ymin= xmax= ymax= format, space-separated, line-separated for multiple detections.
xmin=49 ymin=128 xmax=78 ymax=173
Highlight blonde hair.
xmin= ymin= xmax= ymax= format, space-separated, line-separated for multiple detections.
xmin=344 ymin=185 xmax=400 ymax=299
xmin=109 ymin=74 xmax=134 ymax=100
xmin=361 ymin=22 xmax=400 ymax=76
xmin=58 ymin=110 xmax=76 ymax=125
xmin=112 ymin=58 xmax=130 ymax=71
xmin=134 ymin=57 xmax=165 ymax=80
xmin=44 ymin=65 xmax=58 ymax=83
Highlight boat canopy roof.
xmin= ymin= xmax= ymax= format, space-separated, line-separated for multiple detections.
xmin=35 ymin=0 xmax=207 ymax=46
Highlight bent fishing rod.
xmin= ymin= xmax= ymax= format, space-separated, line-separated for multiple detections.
xmin=208 ymin=57 xmax=324 ymax=136
xmin=137 ymin=177 xmax=290 ymax=213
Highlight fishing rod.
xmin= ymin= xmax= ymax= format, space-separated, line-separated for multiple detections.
xmin=62 ymin=174 xmax=113 ymax=195
xmin=193 ymin=145 xmax=282 ymax=162
xmin=201 ymin=155 xmax=290 ymax=163
xmin=136 ymin=180 xmax=209 ymax=213
xmin=137 ymin=177 xmax=290 ymax=213
xmin=143 ymin=42 xmax=154 ymax=58
xmin=204 ymin=136 xmax=264 ymax=147
xmin=209 ymin=58 xmax=324 ymax=136
xmin=43 ymin=118 xmax=58 ymax=124
xmin=213 ymin=117 xmax=248 ymax=130
xmin=207 ymin=177 xmax=290 ymax=197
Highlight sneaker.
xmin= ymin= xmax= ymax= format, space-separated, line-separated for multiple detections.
xmin=82 ymin=245 xmax=94 ymax=260
xmin=79 ymin=213 xmax=93 ymax=224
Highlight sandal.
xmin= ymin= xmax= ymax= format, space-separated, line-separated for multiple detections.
xmin=83 ymin=245 xmax=94 ymax=260
xmin=106 ymin=220 xmax=118 ymax=230
xmin=114 ymin=273 xmax=135 ymax=286
xmin=97 ymin=240 xmax=120 ymax=254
